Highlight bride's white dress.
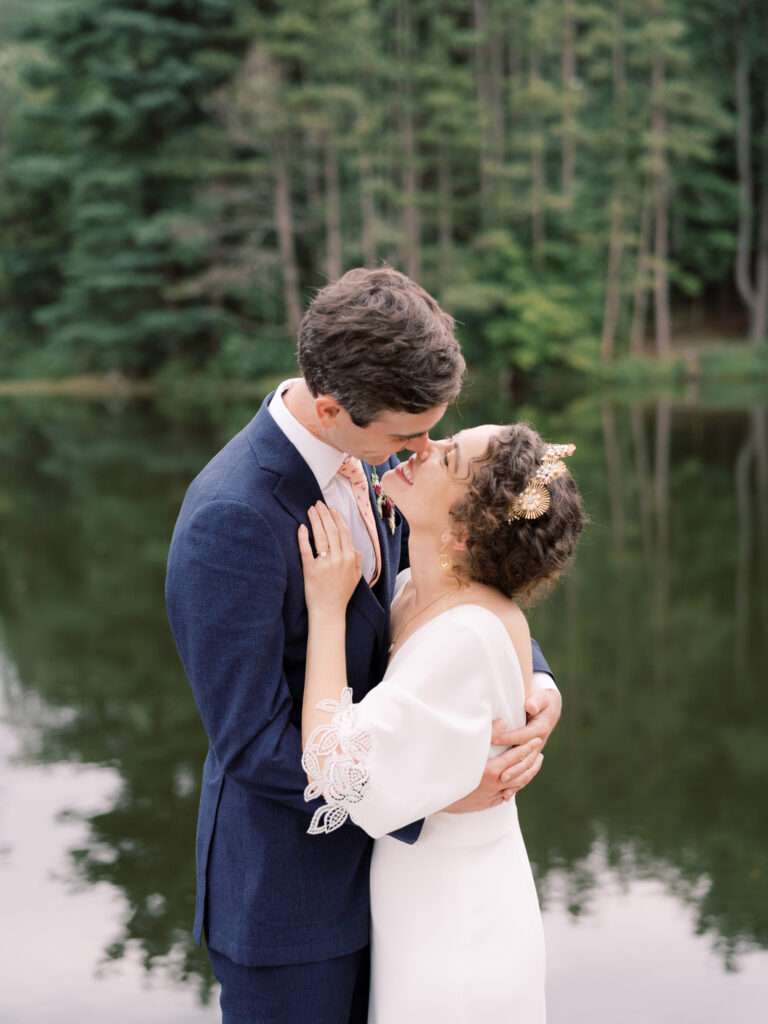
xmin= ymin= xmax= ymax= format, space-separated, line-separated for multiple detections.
xmin=303 ymin=571 xmax=546 ymax=1023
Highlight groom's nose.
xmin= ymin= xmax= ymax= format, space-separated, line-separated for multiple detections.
xmin=404 ymin=433 xmax=431 ymax=456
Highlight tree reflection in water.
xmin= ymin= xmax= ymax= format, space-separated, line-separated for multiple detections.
xmin=0 ymin=389 xmax=766 ymax=997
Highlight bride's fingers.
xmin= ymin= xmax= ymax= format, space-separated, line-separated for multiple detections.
xmin=298 ymin=524 xmax=314 ymax=567
xmin=488 ymin=737 xmax=543 ymax=784
xmin=314 ymin=502 xmax=341 ymax=559
xmin=307 ymin=505 xmax=330 ymax=558
xmin=307 ymin=503 xmax=333 ymax=561
xmin=330 ymin=508 xmax=357 ymax=561
xmin=501 ymin=753 xmax=544 ymax=799
xmin=499 ymin=743 xmax=543 ymax=786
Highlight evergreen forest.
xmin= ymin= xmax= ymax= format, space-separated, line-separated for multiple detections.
xmin=2 ymin=0 xmax=768 ymax=382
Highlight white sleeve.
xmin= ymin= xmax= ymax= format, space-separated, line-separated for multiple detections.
xmin=532 ymin=671 xmax=559 ymax=693
xmin=302 ymin=618 xmax=494 ymax=839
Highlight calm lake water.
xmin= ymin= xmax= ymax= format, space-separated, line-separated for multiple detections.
xmin=1 ymin=381 xmax=767 ymax=1022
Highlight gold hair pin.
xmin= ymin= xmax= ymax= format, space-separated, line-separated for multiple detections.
xmin=507 ymin=443 xmax=576 ymax=522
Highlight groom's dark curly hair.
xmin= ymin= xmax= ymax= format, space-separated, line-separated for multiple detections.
xmin=450 ymin=423 xmax=586 ymax=604
xmin=298 ymin=266 xmax=465 ymax=425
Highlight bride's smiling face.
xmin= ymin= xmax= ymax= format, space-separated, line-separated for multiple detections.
xmin=381 ymin=424 xmax=503 ymax=532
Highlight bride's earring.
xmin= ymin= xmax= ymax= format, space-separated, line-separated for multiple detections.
xmin=439 ymin=534 xmax=453 ymax=573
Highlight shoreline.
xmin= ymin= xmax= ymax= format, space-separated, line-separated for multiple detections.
xmin=0 ymin=374 xmax=156 ymax=397
xmin=0 ymin=373 xmax=276 ymax=399
xmin=0 ymin=344 xmax=765 ymax=401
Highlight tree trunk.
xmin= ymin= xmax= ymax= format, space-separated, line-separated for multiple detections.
xmin=303 ymin=136 xmax=323 ymax=232
xmin=488 ymin=8 xmax=505 ymax=171
xmin=438 ymin=149 xmax=453 ymax=287
xmin=561 ymin=0 xmax=576 ymax=200
xmin=651 ymin=43 xmax=671 ymax=356
xmin=754 ymin=179 xmax=768 ymax=343
xmin=397 ymin=0 xmax=420 ymax=279
xmin=401 ymin=108 xmax=420 ymax=280
xmin=530 ymin=42 xmax=545 ymax=263
xmin=601 ymin=0 xmax=627 ymax=361
xmin=273 ymin=139 xmax=302 ymax=338
xmin=473 ymin=0 xmax=490 ymax=208
xmin=613 ymin=0 xmax=626 ymax=109
xmin=601 ymin=195 xmax=624 ymax=361
xmin=473 ymin=0 xmax=504 ymax=216
xmin=324 ymin=135 xmax=343 ymax=282
xmin=630 ymin=192 xmax=652 ymax=354
xmin=735 ymin=0 xmax=756 ymax=322
xmin=752 ymin=89 xmax=768 ymax=343
xmin=358 ymin=148 xmax=377 ymax=267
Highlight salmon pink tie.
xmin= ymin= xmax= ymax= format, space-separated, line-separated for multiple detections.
xmin=337 ymin=456 xmax=382 ymax=586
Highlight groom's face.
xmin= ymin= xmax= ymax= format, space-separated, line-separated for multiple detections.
xmin=317 ymin=398 xmax=449 ymax=464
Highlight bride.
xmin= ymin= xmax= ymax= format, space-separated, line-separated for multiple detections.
xmin=297 ymin=422 xmax=584 ymax=1023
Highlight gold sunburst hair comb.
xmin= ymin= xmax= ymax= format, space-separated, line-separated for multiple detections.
xmin=506 ymin=443 xmax=576 ymax=522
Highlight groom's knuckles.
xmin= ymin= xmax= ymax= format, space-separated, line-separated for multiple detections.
xmin=491 ymin=719 xmax=518 ymax=745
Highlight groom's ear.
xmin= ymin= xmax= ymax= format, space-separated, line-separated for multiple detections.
xmin=315 ymin=395 xmax=343 ymax=426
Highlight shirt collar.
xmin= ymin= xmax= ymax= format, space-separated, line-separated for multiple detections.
xmin=268 ymin=379 xmax=347 ymax=489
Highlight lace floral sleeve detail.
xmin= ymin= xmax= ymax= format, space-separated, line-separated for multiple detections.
xmin=301 ymin=687 xmax=372 ymax=835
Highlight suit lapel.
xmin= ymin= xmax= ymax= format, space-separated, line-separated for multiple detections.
xmin=246 ymin=396 xmax=325 ymax=523
xmin=364 ymin=462 xmax=397 ymax=608
xmin=245 ymin=397 xmax=388 ymax=633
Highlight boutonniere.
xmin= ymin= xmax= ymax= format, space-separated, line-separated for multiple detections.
xmin=370 ymin=468 xmax=397 ymax=535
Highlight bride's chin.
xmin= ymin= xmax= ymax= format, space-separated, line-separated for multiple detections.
xmin=381 ymin=468 xmax=410 ymax=508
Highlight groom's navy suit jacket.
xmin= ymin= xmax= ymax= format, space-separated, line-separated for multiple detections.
xmin=165 ymin=394 xmax=553 ymax=967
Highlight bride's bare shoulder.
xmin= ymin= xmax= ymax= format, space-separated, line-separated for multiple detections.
xmin=461 ymin=583 xmax=532 ymax=667
xmin=461 ymin=583 xmax=527 ymax=628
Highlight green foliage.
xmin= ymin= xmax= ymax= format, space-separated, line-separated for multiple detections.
xmin=0 ymin=0 xmax=763 ymax=379
xmin=445 ymin=231 xmax=600 ymax=371
xmin=0 ymin=0 xmax=249 ymax=375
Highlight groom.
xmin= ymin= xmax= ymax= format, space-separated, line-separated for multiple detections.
xmin=165 ymin=267 xmax=561 ymax=1024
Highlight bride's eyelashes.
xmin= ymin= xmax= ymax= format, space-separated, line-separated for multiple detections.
xmin=440 ymin=436 xmax=457 ymax=468
xmin=441 ymin=441 xmax=459 ymax=471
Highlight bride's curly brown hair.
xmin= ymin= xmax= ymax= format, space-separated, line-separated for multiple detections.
xmin=449 ymin=423 xmax=585 ymax=604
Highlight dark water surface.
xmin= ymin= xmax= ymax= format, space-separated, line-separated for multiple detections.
xmin=1 ymin=384 xmax=767 ymax=1022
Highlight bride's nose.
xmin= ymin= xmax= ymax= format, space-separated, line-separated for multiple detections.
xmin=412 ymin=439 xmax=439 ymax=464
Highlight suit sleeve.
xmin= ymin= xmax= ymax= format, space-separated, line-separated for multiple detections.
xmin=302 ymin=620 xmax=494 ymax=839
xmin=531 ymin=638 xmax=558 ymax=689
xmin=165 ymin=499 xmax=319 ymax=816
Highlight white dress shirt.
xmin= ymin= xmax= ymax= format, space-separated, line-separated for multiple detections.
xmin=268 ymin=379 xmax=557 ymax=694
xmin=269 ymin=379 xmax=379 ymax=583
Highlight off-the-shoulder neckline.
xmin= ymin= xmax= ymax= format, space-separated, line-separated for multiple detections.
xmin=388 ymin=572 xmax=523 ymax=677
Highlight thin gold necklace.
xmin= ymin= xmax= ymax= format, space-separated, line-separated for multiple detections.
xmin=389 ymin=586 xmax=460 ymax=653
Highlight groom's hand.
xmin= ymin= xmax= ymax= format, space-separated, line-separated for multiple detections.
xmin=443 ymin=688 xmax=562 ymax=813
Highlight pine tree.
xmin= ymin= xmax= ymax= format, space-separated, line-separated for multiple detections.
xmin=2 ymin=0 xmax=248 ymax=373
